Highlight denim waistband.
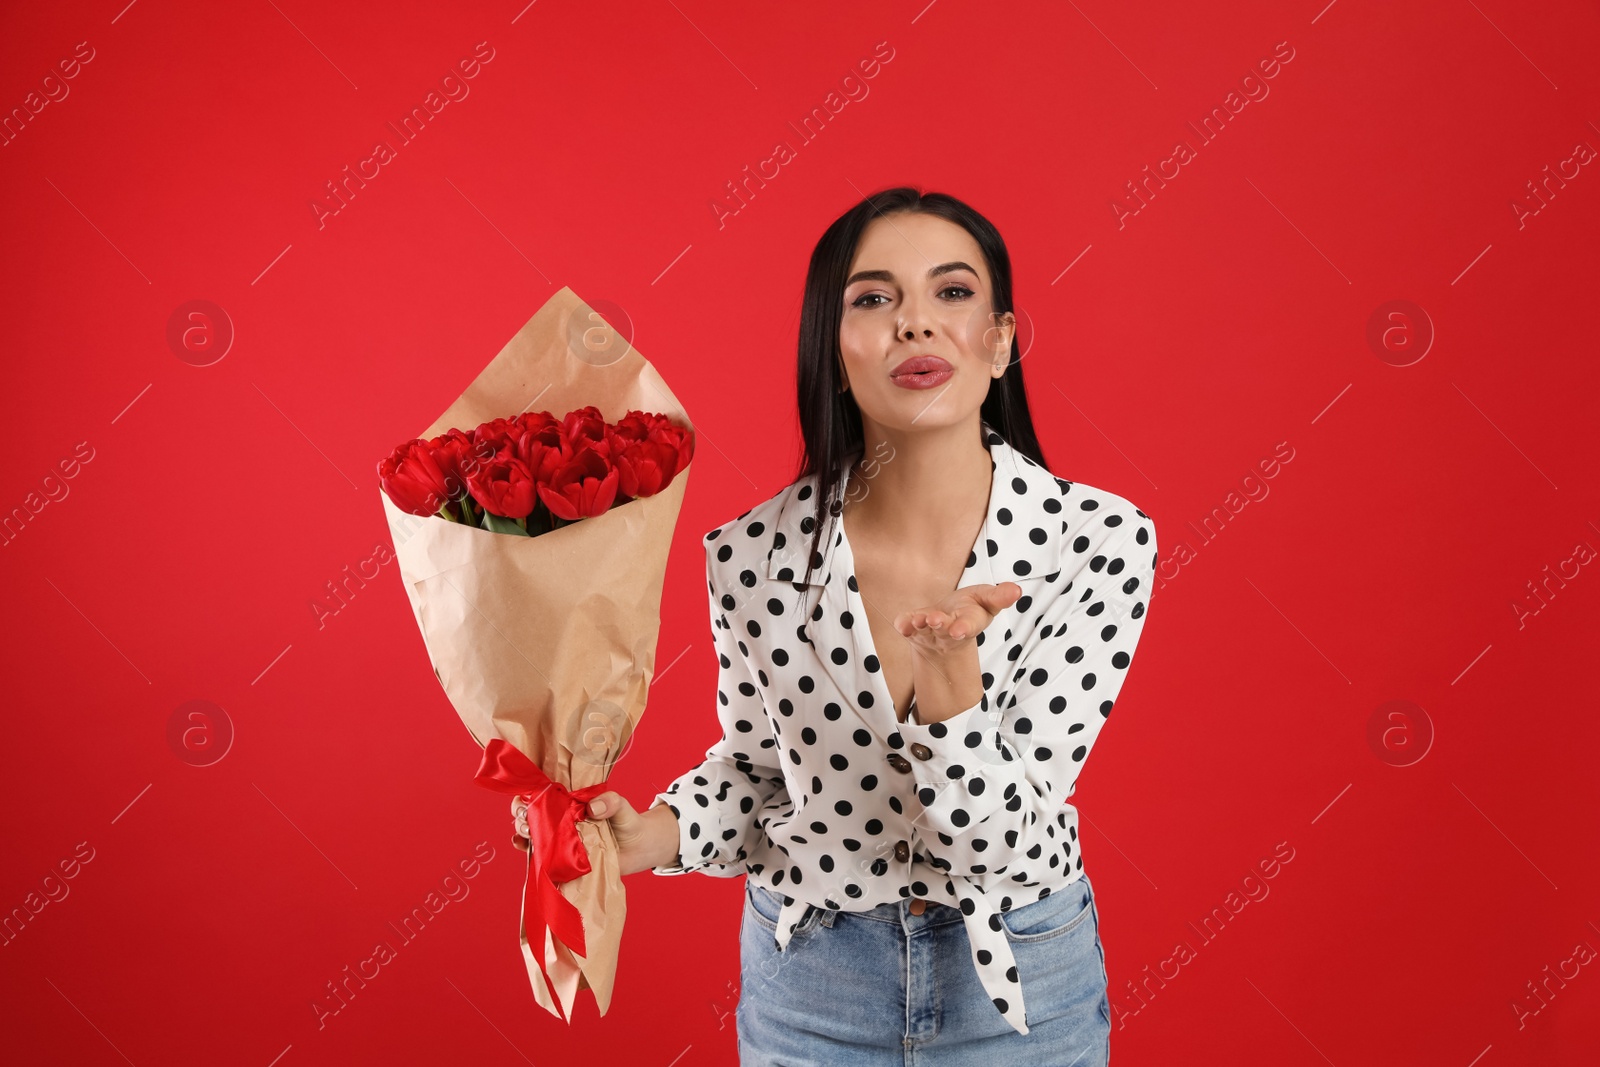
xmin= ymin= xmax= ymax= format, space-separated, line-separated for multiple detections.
xmin=831 ymin=899 xmax=966 ymax=930
xmin=753 ymin=883 xmax=967 ymax=932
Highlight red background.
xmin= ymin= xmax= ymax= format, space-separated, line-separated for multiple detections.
xmin=3 ymin=1 xmax=1598 ymax=1063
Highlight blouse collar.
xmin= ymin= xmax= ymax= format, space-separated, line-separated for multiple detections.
xmin=763 ymin=419 xmax=1067 ymax=591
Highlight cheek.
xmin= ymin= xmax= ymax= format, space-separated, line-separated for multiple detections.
xmin=953 ymin=305 xmax=993 ymax=354
xmin=838 ymin=320 xmax=873 ymax=364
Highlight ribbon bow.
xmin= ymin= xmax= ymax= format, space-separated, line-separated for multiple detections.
xmin=474 ymin=737 xmax=608 ymax=1007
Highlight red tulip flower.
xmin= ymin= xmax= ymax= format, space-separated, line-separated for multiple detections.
xmin=561 ymin=405 xmax=609 ymax=452
xmin=514 ymin=410 xmax=563 ymax=450
xmin=379 ymin=439 xmax=455 ymax=516
xmin=465 ymin=450 xmax=537 ymax=519
xmin=613 ymin=437 xmax=681 ymax=499
xmin=537 ymin=446 xmax=620 ymax=520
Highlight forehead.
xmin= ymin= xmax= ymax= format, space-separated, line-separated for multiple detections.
xmin=847 ymin=213 xmax=988 ymax=285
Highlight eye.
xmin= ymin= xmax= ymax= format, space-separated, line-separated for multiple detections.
xmin=850 ymin=285 xmax=974 ymax=309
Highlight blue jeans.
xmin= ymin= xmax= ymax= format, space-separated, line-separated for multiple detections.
xmin=737 ymin=873 xmax=1112 ymax=1065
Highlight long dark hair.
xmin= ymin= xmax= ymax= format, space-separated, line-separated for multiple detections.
xmin=792 ymin=186 xmax=1048 ymax=588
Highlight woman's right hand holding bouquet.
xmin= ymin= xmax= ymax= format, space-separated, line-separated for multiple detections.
xmin=512 ymin=792 xmax=682 ymax=876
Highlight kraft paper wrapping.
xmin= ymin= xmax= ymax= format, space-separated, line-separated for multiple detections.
xmin=378 ymin=286 xmax=693 ymax=1024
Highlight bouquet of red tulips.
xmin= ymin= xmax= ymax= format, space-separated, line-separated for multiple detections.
xmin=380 ymin=405 xmax=694 ymax=536
xmin=377 ymin=287 xmax=695 ymax=1027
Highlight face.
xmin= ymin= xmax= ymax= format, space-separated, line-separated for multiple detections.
xmin=838 ymin=211 xmax=1015 ymax=435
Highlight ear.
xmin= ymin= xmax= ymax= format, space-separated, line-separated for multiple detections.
xmin=989 ymin=312 xmax=1015 ymax=374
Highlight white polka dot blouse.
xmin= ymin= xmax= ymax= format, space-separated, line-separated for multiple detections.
xmin=650 ymin=420 xmax=1158 ymax=1036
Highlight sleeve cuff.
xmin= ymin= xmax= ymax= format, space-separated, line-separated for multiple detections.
xmin=646 ymin=792 xmax=695 ymax=876
xmin=645 ymin=787 xmax=755 ymax=878
xmin=894 ymin=694 xmax=1015 ymax=835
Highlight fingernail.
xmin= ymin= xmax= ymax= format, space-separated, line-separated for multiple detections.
xmin=590 ymin=802 xmax=606 ymax=817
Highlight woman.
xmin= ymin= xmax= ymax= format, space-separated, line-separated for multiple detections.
xmin=515 ymin=187 xmax=1158 ymax=1063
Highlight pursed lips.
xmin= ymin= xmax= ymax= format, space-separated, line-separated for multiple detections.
xmin=889 ymin=356 xmax=953 ymax=377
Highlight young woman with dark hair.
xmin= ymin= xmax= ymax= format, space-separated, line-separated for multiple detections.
xmin=516 ymin=186 xmax=1158 ymax=1063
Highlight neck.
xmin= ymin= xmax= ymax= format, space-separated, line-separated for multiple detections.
xmin=843 ymin=417 xmax=992 ymax=546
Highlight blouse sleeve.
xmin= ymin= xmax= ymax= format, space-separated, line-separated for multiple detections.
xmin=894 ymin=510 xmax=1157 ymax=857
xmin=649 ymin=541 xmax=790 ymax=877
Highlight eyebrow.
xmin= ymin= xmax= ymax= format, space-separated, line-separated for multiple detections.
xmin=844 ymin=261 xmax=979 ymax=288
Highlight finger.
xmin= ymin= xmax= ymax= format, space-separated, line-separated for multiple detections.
xmin=948 ymin=605 xmax=983 ymax=639
xmin=585 ymin=790 xmax=622 ymax=820
xmin=964 ymin=597 xmax=1003 ymax=636
xmin=513 ymin=834 xmax=529 ymax=852
xmin=968 ymin=582 xmax=1020 ymax=615
xmin=996 ymin=581 xmax=1023 ymax=605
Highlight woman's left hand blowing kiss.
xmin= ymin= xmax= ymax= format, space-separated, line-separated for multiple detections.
xmin=894 ymin=581 xmax=1022 ymax=653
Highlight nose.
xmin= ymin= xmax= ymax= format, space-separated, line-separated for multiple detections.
xmin=896 ymin=284 xmax=940 ymax=342
xmin=897 ymin=307 xmax=935 ymax=341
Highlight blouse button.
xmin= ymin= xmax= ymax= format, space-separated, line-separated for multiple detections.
xmin=909 ymin=742 xmax=933 ymax=761
xmin=893 ymin=840 xmax=910 ymax=862
xmin=887 ymin=753 xmax=913 ymax=774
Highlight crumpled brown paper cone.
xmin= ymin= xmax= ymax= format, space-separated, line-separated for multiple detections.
xmin=378 ymin=286 xmax=693 ymax=1024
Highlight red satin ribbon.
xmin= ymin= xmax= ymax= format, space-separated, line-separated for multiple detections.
xmin=474 ymin=737 xmax=608 ymax=1008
